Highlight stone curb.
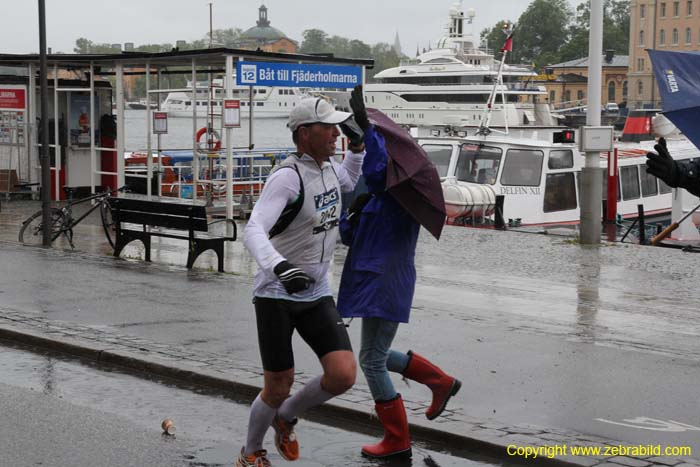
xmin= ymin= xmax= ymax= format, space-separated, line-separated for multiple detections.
xmin=1 ymin=321 xmax=696 ymax=467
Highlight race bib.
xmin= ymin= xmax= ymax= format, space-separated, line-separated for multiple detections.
xmin=312 ymin=187 xmax=340 ymax=234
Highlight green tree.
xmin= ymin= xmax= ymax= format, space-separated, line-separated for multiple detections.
xmin=208 ymin=28 xmax=243 ymax=47
xmin=511 ymin=0 xmax=571 ymax=67
xmin=558 ymin=0 xmax=630 ymax=62
xmin=299 ymin=29 xmax=329 ymax=53
xmin=368 ymin=43 xmax=400 ymax=80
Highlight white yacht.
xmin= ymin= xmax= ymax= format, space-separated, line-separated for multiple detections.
xmin=327 ymin=1 xmax=555 ymax=128
xmin=161 ymin=78 xmax=304 ymax=118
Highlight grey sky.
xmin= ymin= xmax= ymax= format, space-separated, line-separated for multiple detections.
xmin=7 ymin=0 xmax=584 ymax=56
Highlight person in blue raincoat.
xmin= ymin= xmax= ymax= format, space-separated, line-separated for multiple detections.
xmin=336 ymin=85 xmax=461 ymax=459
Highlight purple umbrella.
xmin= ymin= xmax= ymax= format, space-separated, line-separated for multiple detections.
xmin=366 ymin=108 xmax=446 ymax=240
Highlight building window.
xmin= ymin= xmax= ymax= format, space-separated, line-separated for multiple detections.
xmin=608 ymin=81 xmax=616 ymax=102
xmin=623 ymin=81 xmax=628 ymax=99
xmin=661 ymin=2 xmax=667 ymax=16
xmin=687 ymin=27 xmax=693 ymax=43
xmin=565 ymin=90 xmax=571 ymax=102
xmin=673 ymin=28 xmax=679 ymax=44
xmin=640 ymin=30 xmax=645 ymax=46
xmin=637 ymin=58 xmax=645 ymax=71
xmin=660 ymin=29 xmax=666 ymax=45
xmin=638 ymin=80 xmax=644 ymax=95
xmin=688 ymin=0 xmax=693 ymax=15
xmin=549 ymin=90 xmax=556 ymax=103
xmin=641 ymin=4 xmax=646 ymax=18
xmin=577 ymin=90 xmax=585 ymax=100
xmin=674 ymin=1 xmax=680 ymax=16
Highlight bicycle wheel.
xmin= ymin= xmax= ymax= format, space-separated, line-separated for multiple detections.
xmin=18 ymin=208 xmax=66 ymax=246
xmin=100 ymin=201 xmax=116 ymax=248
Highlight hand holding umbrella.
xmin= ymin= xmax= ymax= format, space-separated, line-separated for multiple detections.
xmin=338 ymin=85 xmax=367 ymax=152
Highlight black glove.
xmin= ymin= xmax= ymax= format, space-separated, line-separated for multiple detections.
xmin=274 ymin=261 xmax=315 ymax=295
xmin=346 ymin=192 xmax=371 ymax=227
xmin=338 ymin=117 xmax=365 ymax=148
xmin=349 ymin=85 xmax=370 ymax=131
xmin=646 ymin=137 xmax=680 ymax=187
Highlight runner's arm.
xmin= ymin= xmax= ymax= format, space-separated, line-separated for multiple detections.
xmin=243 ymin=169 xmax=300 ymax=273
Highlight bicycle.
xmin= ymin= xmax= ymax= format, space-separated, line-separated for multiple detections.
xmin=18 ymin=186 xmax=128 ymax=249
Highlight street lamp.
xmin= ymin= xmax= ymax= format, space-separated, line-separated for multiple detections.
xmin=38 ymin=0 xmax=51 ymax=246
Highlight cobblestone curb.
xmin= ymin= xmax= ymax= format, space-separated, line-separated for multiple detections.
xmin=1 ymin=308 xmax=697 ymax=467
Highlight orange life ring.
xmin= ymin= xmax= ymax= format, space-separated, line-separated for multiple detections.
xmin=196 ymin=127 xmax=222 ymax=151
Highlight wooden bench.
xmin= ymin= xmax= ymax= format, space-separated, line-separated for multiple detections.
xmin=108 ymin=197 xmax=236 ymax=272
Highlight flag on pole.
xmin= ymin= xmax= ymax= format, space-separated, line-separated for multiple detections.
xmin=500 ymin=30 xmax=514 ymax=52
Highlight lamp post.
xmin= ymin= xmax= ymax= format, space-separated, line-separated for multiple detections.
xmin=580 ymin=0 xmax=604 ymax=244
xmin=38 ymin=0 xmax=51 ymax=246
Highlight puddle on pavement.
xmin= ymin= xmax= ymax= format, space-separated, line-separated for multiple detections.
xmin=0 ymin=340 xmax=514 ymax=467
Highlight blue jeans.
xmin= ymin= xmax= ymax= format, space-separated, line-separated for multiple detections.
xmin=359 ymin=317 xmax=411 ymax=402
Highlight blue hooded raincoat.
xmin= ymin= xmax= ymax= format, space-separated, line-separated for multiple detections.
xmin=336 ymin=125 xmax=420 ymax=323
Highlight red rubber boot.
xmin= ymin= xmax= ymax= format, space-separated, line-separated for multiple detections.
xmin=402 ymin=351 xmax=462 ymax=420
xmin=361 ymin=395 xmax=412 ymax=459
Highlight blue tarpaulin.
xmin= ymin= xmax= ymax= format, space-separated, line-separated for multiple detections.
xmin=648 ymin=49 xmax=700 ymax=150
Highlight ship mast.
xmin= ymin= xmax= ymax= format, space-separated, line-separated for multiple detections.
xmin=477 ymin=23 xmax=514 ymax=136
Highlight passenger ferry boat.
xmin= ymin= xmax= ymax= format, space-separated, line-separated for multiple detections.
xmin=161 ymin=78 xmax=304 ymax=118
xmin=418 ymin=126 xmax=699 ymax=226
xmin=325 ymin=1 xmax=555 ymax=128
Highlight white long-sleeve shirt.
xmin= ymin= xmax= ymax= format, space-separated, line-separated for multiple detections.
xmin=244 ymin=150 xmax=364 ymax=301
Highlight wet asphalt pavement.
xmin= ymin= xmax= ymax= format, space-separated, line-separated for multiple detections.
xmin=0 ymin=341 xmax=499 ymax=467
xmin=1 ymin=199 xmax=699 ymax=464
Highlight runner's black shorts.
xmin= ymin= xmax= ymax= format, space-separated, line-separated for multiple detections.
xmin=254 ymin=296 xmax=353 ymax=372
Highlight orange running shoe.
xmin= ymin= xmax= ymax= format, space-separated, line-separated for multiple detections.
xmin=234 ymin=447 xmax=271 ymax=467
xmin=271 ymin=414 xmax=299 ymax=461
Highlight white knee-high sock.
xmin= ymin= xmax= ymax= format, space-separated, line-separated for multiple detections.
xmin=277 ymin=375 xmax=333 ymax=422
xmin=244 ymin=394 xmax=277 ymax=455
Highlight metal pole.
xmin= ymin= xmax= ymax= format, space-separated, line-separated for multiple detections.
xmin=89 ymin=62 xmax=96 ymax=194
xmin=225 ymin=55 xmax=234 ymax=225
xmin=38 ymin=0 xmax=51 ymax=245
xmin=192 ymin=59 xmax=198 ymax=203
xmin=580 ymin=0 xmax=604 ymax=245
xmin=145 ymin=61 xmax=152 ymax=197
xmin=115 ymin=63 xmax=125 ymax=189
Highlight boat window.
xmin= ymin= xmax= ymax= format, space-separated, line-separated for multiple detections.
xmin=259 ymin=89 xmax=266 ymax=94
xmin=455 ymin=144 xmax=502 ymax=184
xmin=548 ymin=150 xmax=574 ymax=169
xmin=501 ymin=149 xmax=544 ymax=186
xmin=639 ymin=164 xmax=659 ymax=197
xmin=544 ymin=173 xmax=577 ymax=212
xmin=620 ymin=165 xmax=640 ymax=200
xmin=659 ymin=178 xmax=672 ymax=194
xmin=423 ymin=145 xmax=453 ymax=177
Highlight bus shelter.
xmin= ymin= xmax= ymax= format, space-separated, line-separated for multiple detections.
xmin=0 ymin=48 xmax=372 ymax=220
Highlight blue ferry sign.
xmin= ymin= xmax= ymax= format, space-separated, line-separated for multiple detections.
xmin=236 ymin=61 xmax=362 ymax=88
